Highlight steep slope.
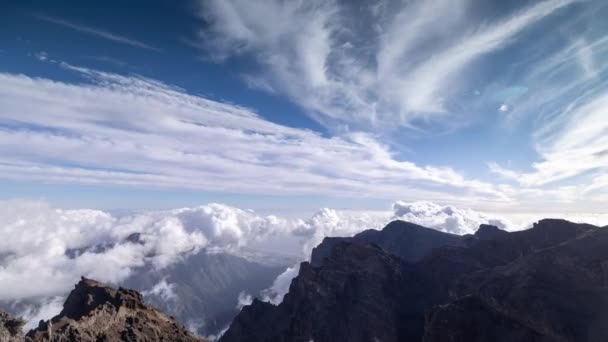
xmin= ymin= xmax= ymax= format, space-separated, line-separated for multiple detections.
xmin=426 ymin=225 xmax=608 ymax=342
xmin=26 ymin=278 xmax=205 ymax=342
xmin=221 ymin=219 xmax=603 ymax=342
xmin=221 ymin=242 xmax=426 ymax=342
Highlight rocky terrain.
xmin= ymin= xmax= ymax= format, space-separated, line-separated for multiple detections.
xmin=3 ymin=218 xmax=605 ymax=342
xmin=220 ymin=219 xmax=608 ymax=342
xmin=23 ymin=278 xmax=205 ymax=342
xmin=0 ymin=310 xmax=24 ymax=342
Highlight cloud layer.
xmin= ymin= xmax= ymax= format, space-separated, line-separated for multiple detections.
xmin=0 ymin=200 xmax=291 ymax=301
xmin=0 ymin=65 xmax=506 ymax=205
xmin=2 ymin=199 xmax=606 ymax=326
xmin=197 ymin=0 xmax=576 ymax=131
xmin=194 ymin=0 xmax=608 ymax=212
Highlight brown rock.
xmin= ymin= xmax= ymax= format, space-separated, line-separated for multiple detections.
xmin=26 ymin=277 xmax=205 ymax=342
xmin=0 ymin=309 xmax=25 ymax=342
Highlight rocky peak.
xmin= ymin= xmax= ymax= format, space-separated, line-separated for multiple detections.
xmin=310 ymin=220 xmax=464 ymax=267
xmin=474 ymin=224 xmax=508 ymax=240
xmin=221 ymin=242 xmax=416 ymax=342
xmin=26 ymin=277 xmax=204 ymax=342
xmin=221 ymin=219 xmax=607 ymax=342
xmin=59 ymin=277 xmax=146 ymax=320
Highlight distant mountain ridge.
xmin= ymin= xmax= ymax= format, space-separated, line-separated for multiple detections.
xmin=122 ymin=249 xmax=294 ymax=336
xmin=220 ymin=219 xmax=606 ymax=342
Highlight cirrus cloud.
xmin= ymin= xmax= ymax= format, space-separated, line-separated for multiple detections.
xmin=0 ymin=64 xmax=507 ymax=204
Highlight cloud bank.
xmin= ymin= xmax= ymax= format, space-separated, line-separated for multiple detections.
xmin=2 ymin=199 xmax=606 ymax=324
xmin=0 ymin=64 xmax=507 ymax=205
xmin=391 ymin=201 xmax=514 ymax=235
xmin=194 ymin=0 xmax=608 ymax=212
xmin=0 ymin=200 xmax=290 ymax=301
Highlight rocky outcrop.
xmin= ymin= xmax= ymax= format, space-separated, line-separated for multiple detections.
xmin=473 ymin=223 xmax=509 ymax=240
xmin=26 ymin=278 xmax=204 ymax=342
xmin=0 ymin=310 xmax=24 ymax=342
xmin=221 ymin=219 xmax=604 ymax=342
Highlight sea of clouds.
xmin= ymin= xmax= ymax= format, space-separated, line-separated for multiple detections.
xmin=1 ymin=199 xmax=605 ymax=330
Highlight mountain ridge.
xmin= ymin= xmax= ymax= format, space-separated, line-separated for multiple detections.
xmin=220 ymin=218 xmax=605 ymax=342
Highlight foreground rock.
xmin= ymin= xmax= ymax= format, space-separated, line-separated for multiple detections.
xmin=0 ymin=310 xmax=24 ymax=342
xmin=221 ymin=219 xmax=605 ymax=342
xmin=26 ymin=278 xmax=205 ymax=342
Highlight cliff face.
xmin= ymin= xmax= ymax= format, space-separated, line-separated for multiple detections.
xmin=222 ymin=242 xmax=427 ymax=342
xmin=427 ymin=224 xmax=608 ymax=342
xmin=221 ymin=219 xmax=606 ymax=342
xmin=26 ymin=278 xmax=205 ymax=342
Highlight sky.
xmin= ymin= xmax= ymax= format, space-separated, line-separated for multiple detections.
xmin=1 ymin=0 xmax=608 ymax=216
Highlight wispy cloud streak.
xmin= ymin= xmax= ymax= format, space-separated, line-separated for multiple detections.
xmin=35 ymin=14 xmax=161 ymax=52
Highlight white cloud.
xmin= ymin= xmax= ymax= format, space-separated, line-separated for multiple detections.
xmin=293 ymin=208 xmax=389 ymax=257
xmin=0 ymin=198 xmax=529 ymax=315
xmin=0 ymin=66 xmax=506 ymax=204
xmin=236 ymin=291 xmax=253 ymax=310
xmin=391 ymin=201 xmax=517 ymax=235
xmin=490 ymin=90 xmax=608 ymax=189
xmin=34 ymin=51 xmax=48 ymax=61
xmin=0 ymin=200 xmax=289 ymax=301
xmin=3 ymin=198 xmax=605 ymax=319
xmin=17 ymin=296 xmax=64 ymax=331
xmin=197 ymin=0 xmax=576 ymax=130
xmin=477 ymin=15 xmax=608 ymax=211
xmin=257 ymin=200 xmax=527 ymax=306
xmin=142 ymin=278 xmax=178 ymax=302
xmin=261 ymin=263 xmax=300 ymax=305
xmin=499 ymin=104 xmax=510 ymax=112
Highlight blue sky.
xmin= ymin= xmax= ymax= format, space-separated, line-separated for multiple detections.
xmin=1 ymin=0 xmax=607 ymax=214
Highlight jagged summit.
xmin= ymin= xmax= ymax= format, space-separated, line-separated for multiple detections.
xmin=221 ymin=219 xmax=606 ymax=342
xmin=311 ymin=220 xmax=464 ymax=267
xmin=473 ymin=223 xmax=508 ymax=240
xmin=26 ymin=277 xmax=204 ymax=342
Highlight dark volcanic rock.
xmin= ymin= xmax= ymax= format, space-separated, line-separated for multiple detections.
xmin=0 ymin=309 xmax=24 ymax=342
xmin=474 ymin=223 xmax=509 ymax=240
xmin=222 ymin=242 xmax=428 ymax=342
xmin=26 ymin=278 xmax=205 ymax=342
xmin=311 ymin=220 xmax=465 ymax=266
xmin=423 ymin=295 xmax=548 ymax=342
xmin=441 ymin=226 xmax=608 ymax=342
xmin=221 ymin=219 xmax=604 ymax=342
